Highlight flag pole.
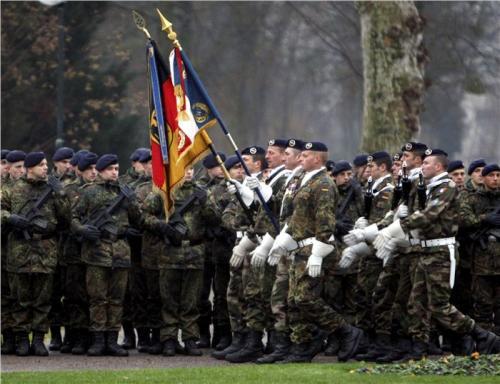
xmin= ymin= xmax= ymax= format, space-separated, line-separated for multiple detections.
xmin=156 ymin=9 xmax=280 ymax=233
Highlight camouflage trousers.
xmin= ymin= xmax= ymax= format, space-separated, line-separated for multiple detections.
xmin=199 ymin=245 xmax=215 ymax=327
xmin=323 ymin=271 xmax=358 ymax=326
xmin=355 ymin=254 xmax=383 ymax=332
xmin=160 ymin=268 xmax=203 ymax=342
xmin=123 ymin=238 xmax=147 ymax=328
xmin=1 ymin=268 xmax=16 ymax=331
xmin=451 ymin=266 xmax=473 ymax=316
xmin=64 ymin=263 xmax=89 ymax=329
xmin=144 ymin=269 xmax=163 ymax=329
xmin=471 ymin=274 xmax=500 ymax=336
xmin=48 ymin=264 xmax=66 ymax=328
xmin=227 ymin=259 xmax=249 ymax=333
xmin=86 ymin=266 xmax=128 ymax=332
xmin=407 ymin=249 xmax=475 ymax=343
xmin=288 ymin=251 xmax=346 ymax=344
xmin=271 ymin=255 xmax=291 ymax=333
xmin=10 ymin=272 xmax=53 ymax=333
xmin=243 ymin=251 xmax=276 ymax=333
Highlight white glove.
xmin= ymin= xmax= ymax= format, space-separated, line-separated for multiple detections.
xmin=273 ymin=228 xmax=298 ymax=252
xmin=251 ymin=233 xmax=274 ymax=269
xmin=245 ymin=176 xmax=260 ymax=190
xmin=373 ymin=219 xmax=406 ymax=253
xmin=306 ymin=239 xmax=334 ymax=278
xmin=394 ymin=204 xmax=409 ymax=221
xmin=227 ymin=179 xmax=254 ymax=207
xmin=343 ymin=224 xmax=378 ymax=246
xmin=254 ymin=183 xmax=273 ymax=204
xmin=226 ymin=181 xmax=237 ymax=195
xmin=230 ymin=235 xmax=258 ymax=268
xmin=362 ymin=224 xmax=379 ymax=243
xmin=267 ymin=248 xmax=285 ymax=266
xmin=376 ymin=237 xmax=410 ymax=261
xmin=338 ymin=242 xmax=371 ymax=269
xmin=354 ymin=217 xmax=369 ymax=229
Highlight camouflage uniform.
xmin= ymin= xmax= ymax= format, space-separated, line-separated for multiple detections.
xmin=1 ymin=176 xmax=71 ymax=334
xmin=402 ymin=174 xmax=475 ymax=344
xmin=459 ymin=187 xmax=500 ymax=335
xmin=73 ymin=177 xmax=142 ymax=332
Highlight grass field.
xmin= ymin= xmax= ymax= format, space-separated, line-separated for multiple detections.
xmin=2 ymin=362 xmax=499 ymax=384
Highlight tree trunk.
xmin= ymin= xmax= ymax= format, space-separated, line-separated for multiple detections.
xmin=357 ymin=1 xmax=426 ymax=153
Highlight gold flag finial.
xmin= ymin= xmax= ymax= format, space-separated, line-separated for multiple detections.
xmin=132 ymin=10 xmax=151 ymax=39
xmin=156 ymin=8 xmax=182 ymax=49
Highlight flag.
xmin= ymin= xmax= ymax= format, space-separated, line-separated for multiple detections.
xmin=147 ymin=40 xmax=215 ymax=219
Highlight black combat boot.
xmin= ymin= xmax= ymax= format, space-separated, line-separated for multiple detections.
xmin=212 ymin=331 xmax=247 ymax=360
xmin=120 ymin=323 xmax=136 ymax=350
xmin=106 ymin=331 xmax=129 ymax=356
xmin=278 ymin=342 xmax=313 ymax=363
xmin=263 ymin=329 xmax=276 ymax=355
xmin=324 ymin=333 xmax=340 ymax=356
xmin=71 ymin=329 xmax=88 ymax=355
xmin=337 ymin=324 xmax=363 ymax=362
xmin=197 ymin=316 xmax=211 ymax=348
xmin=450 ymin=334 xmax=474 ymax=356
xmin=355 ymin=334 xmax=391 ymax=362
xmin=60 ymin=328 xmax=74 ymax=354
xmin=136 ymin=327 xmax=151 ymax=353
xmin=428 ymin=332 xmax=443 ymax=355
xmin=256 ymin=332 xmax=292 ymax=364
xmin=87 ymin=331 xmax=106 ymax=356
xmin=225 ymin=330 xmax=263 ymax=363
xmin=471 ymin=324 xmax=498 ymax=354
xmin=48 ymin=326 xmax=62 ymax=351
xmin=31 ymin=331 xmax=49 ymax=356
xmin=215 ymin=325 xmax=232 ymax=351
xmin=394 ymin=340 xmax=428 ymax=363
xmin=149 ymin=328 xmax=162 ymax=355
xmin=162 ymin=339 xmax=176 ymax=356
xmin=1 ymin=329 xmax=16 ymax=355
xmin=184 ymin=339 xmax=203 ymax=356
xmin=15 ymin=331 xmax=30 ymax=357
xmin=376 ymin=337 xmax=411 ymax=364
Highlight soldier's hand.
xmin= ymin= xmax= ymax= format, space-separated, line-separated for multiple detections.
xmin=483 ymin=212 xmax=500 ymax=227
xmin=267 ymin=246 xmax=286 ymax=266
xmin=79 ymin=225 xmax=101 ymax=241
xmin=306 ymin=255 xmax=322 ymax=278
xmin=354 ymin=217 xmax=368 ymax=229
xmin=338 ymin=247 xmax=356 ymax=269
xmin=226 ymin=181 xmax=238 ymax=195
xmin=230 ymin=251 xmax=245 ymax=269
xmin=343 ymin=229 xmax=364 ymax=246
xmin=245 ymin=176 xmax=260 ymax=190
xmin=7 ymin=214 xmax=30 ymax=230
xmin=394 ymin=204 xmax=409 ymax=220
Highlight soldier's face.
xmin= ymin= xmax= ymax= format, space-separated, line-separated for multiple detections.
xmin=284 ymin=148 xmax=301 ymax=170
xmin=132 ymin=161 xmax=144 ymax=174
xmin=449 ymin=169 xmax=465 ymax=187
xmin=1 ymin=160 xmax=10 ymax=177
xmin=184 ymin=167 xmax=194 ymax=181
xmin=100 ymin=164 xmax=119 ymax=181
xmin=421 ymin=156 xmax=442 ymax=179
xmin=9 ymin=161 xmax=26 ymax=180
xmin=402 ymin=151 xmax=421 ymax=170
xmin=483 ymin=171 xmax=499 ymax=190
xmin=334 ymin=170 xmax=351 ymax=187
xmin=265 ymin=146 xmax=285 ymax=169
xmin=392 ymin=160 xmax=402 ymax=178
xmin=208 ymin=166 xmax=224 ymax=179
xmin=229 ymin=164 xmax=244 ymax=181
xmin=368 ymin=162 xmax=385 ymax=180
xmin=27 ymin=159 xmax=48 ymax=180
xmin=54 ymin=159 xmax=72 ymax=175
xmin=81 ymin=165 xmax=97 ymax=183
xmin=143 ymin=160 xmax=152 ymax=177
xmin=242 ymin=155 xmax=258 ymax=174
xmin=300 ymin=151 xmax=321 ymax=171
xmin=470 ymin=167 xmax=484 ymax=185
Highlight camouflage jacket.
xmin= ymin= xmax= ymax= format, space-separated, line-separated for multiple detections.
xmin=72 ymin=177 xmax=142 ymax=268
xmin=119 ymin=167 xmax=141 ymax=187
xmin=336 ymin=181 xmax=364 ymax=232
xmin=51 ymin=169 xmax=75 ymax=187
xmin=401 ymin=173 xmax=459 ymax=253
xmin=1 ymin=176 xmax=71 ymax=273
xmin=279 ymin=167 xmax=305 ymax=227
xmin=367 ymin=174 xmax=394 ymax=224
xmin=459 ymin=187 xmax=500 ymax=275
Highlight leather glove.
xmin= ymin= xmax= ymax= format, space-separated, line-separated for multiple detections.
xmin=335 ymin=218 xmax=353 ymax=237
xmin=230 ymin=235 xmax=258 ymax=268
xmin=245 ymin=176 xmax=260 ymax=190
xmin=338 ymin=242 xmax=371 ymax=269
xmin=251 ymin=233 xmax=274 ymax=269
xmin=7 ymin=214 xmax=30 ymax=230
xmin=78 ymin=224 xmax=101 ymax=241
xmin=394 ymin=204 xmax=409 ymax=221
xmin=354 ymin=217 xmax=369 ymax=230
xmin=483 ymin=212 xmax=500 ymax=227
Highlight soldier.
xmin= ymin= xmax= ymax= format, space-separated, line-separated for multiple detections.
xmin=69 ymin=149 xmax=89 ymax=179
xmin=448 ymin=160 xmax=466 ymax=191
xmin=466 ymin=159 xmax=487 ymax=192
xmin=1 ymin=152 xmax=70 ymax=356
xmin=391 ymin=152 xmax=403 ymax=183
xmin=459 ymin=164 xmax=500 ymax=336
xmin=375 ymin=149 xmax=499 ymax=361
xmin=352 ymin=154 xmax=369 ymax=188
xmin=72 ymin=154 xmax=142 ymax=357
xmin=59 ymin=152 xmax=98 ymax=355
xmin=51 ymin=147 xmax=75 ymax=186
xmin=6 ymin=150 xmax=27 ymax=183
xmin=1 ymin=149 xmax=11 ymax=179
xmin=119 ymin=147 xmax=148 ymax=185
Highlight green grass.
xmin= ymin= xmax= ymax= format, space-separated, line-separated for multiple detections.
xmin=2 ymin=363 xmax=499 ymax=384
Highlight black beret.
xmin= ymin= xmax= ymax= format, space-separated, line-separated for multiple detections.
xmin=96 ymin=154 xmax=118 ymax=172
xmin=481 ymin=163 xmax=500 ymax=177
xmin=332 ymin=160 xmax=352 ymax=176
xmin=78 ymin=152 xmax=98 ymax=171
xmin=468 ymin=158 xmax=487 ymax=175
xmin=137 ymin=149 xmax=152 ymax=163
xmin=268 ymin=138 xmax=288 ymax=148
xmin=224 ymin=155 xmax=241 ymax=170
xmin=242 ymin=146 xmax=265 ymax=156
xmin=303 ymin=141 xmax=328 ymax=152
xmin=52 ymin=147 xmax=74 ymax=161
xmin=24 ymin=152 xmax=46 ymax=168
xmin=353 ymin=154 xmax=368 ymax=167
xmin=402 ymin=142 xmax=428 ymax=153
xmin=368 ymin=151 xmax=391 ymax=162
xmin=1 ymin=149 xmax=10 ymax=160
xmin=130 ymin=147 xmax=149 ymax=162
xmin=393 ymin=152 xmax=403 ymax=161
xmin=70 ymin=150 xmax=90 ymax=166
xmin=202 ymin=152 xmax=225 ymax=169
xmin=287 ymin=139 xmax=305 ymax=151
xmin=447 ymin=160 xmax=464 ymax=173
xmin=6 ymin=150 xmax=26 ymax=163
xmin=423 ymin=148 xmax=448 ymax=158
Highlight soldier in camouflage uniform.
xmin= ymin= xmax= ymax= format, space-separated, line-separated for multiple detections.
xmin=1 ymin=152 xmax=71 ymax=356
xmin=72 ymin=154 xmax=142 ymax=357
xmin=376 ymin=149 xmax=499 ymax=361
xmin=448 ymin=160 xmax=466 ymax=191
xmin=459 ymin=164 xmax=500 ymax=336
xmin=59 ymin=152 xmax=98 ymax=355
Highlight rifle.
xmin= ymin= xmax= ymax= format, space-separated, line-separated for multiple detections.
xmin=391 ymin=171 xmax=403 ymax=210
xmin=471 ymin=205 xmax=500 ymax=250
xmin=18 ymin=175 xmax=62 ymax=240
xmin=417 ymin=172 xmax=427 ymax=210
xmin=364 ymin=176 xmax=374 ymax=220
xmin=401 ymin=161 xmax=412 ymax=205
xmin=79 ymin=184 xmax=134 ymax=241
xmin=336 ymin=185 xmax=356 ymax=236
